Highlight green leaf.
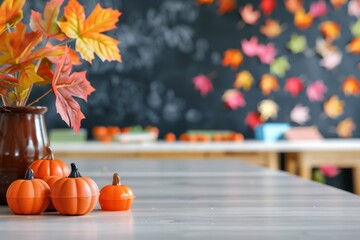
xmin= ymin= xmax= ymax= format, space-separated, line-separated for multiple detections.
xmin=270 ymin=56 xmax=290 ymax=78
xmin=287 ymin=34 xmax=307 ymax=54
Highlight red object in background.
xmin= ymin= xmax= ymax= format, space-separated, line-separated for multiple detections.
xmin=284 ymin=77 xmax=304 ymax=97
xmin=260 ymin=0 xmax=276 ymax=16
xmin=320 ymin=165 xmax=340 ymax=178
xmin=245 ymin=112 xmax=263 ymax=130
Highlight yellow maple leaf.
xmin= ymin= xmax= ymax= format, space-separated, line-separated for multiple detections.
xmin=58 ymin=0 xmax=122 ymax=63
xmin=259 ymin=74 xmax=279 ymax=95
xmin=323 ymin=95 xmax=344 ymax=119
xmin=17 ymin=64 xmax=44 ymax=103
xmin=234 ymin=70 xmax=253 ymax=91
xmin=258 ymin=99 xmax=279 ymax=121
xmin=0 ymin=0 xmax=25 ymax=33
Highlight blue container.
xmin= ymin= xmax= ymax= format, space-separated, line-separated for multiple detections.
xmin=255 ymin=123 xmax=291 ymax=142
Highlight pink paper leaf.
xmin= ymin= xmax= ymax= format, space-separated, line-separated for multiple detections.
xmin=309 ymin=0 xmax=327 ymax=18
xmin=193 ymin=75 xmax=213 ymax=96
xmin=257 ymin=43 xmax=277 ymax=64
xmin=290 ymin=104 xmax=310 ymax=125
xmin=348 ymin=0 xmax=360 ymax=17
xmin=241 ymin=37 xmax=259 ymax=57
xmin=306 ymin=80 xmax=327 ymax=102
xmin=320 ymin=165 xmax=340 ymax=178
xmin=222 ymin=89 xmax=246 ymax=110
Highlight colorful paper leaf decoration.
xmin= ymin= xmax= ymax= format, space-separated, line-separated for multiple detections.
xmin=222 ymin=89 xmax=246 ymax=110
xmin=58 ymin=0 xmax=122 ymax=63
xmin=222 ymin=49 xmax=243 ymax=69
xmin=342 ymin=76 xmax=360 ymax=95
xmin=30 ymin=0 xmax=66 ymax=40
xmin=347 ymin=37 xmax=360 ymax=54
xmin=193 ymin=74 xmax=213 ymax=96
xmin=241 ymin=37 xmax=259 ymax=57
xmin=294 ymin=10 xmax=313 ymax=30
xmin=320 ymin=21 xmax=341 ymax=41
xmin=287 ymin=34 xmax=307 ymax=54
xmin=337 ymin=118 xmax=356 ymax=138
xmin=348 ymin=0 xmax=360 ymax=17
xmin=260 ymin=0 xmax=276 ymax=16
xmin=285 ymin=0 xmax=304 ymax=14
xmin=320 ymin=165 xmax=340 ymax=177
xmin=315 ymin=38 xmax=336 ymax=56
xmin=331 ymin=0 xmax=348 ymax=9
xmin=309 ymin=0 xmax=327 ymax=18
xmin=260 ymin=19 xmax=282 ymax=38
xmin=52 ymin=48 xmax=95 ymax=133
xmin=234 ymin=71 xmax=254 ymax=91
xmin=259 ymin=74 xmax=279 ymax=95
xmin=0 ymin=0 xmax=25 ymax=32
xmin=306 ymin=80 xmax=327 ymax=102
xmin=270 ymin=56 xmax=290 ymax=77
xmin=196 ymin=0 xmax=214 ymax=5
xmin=218 ymin=0 xmax=236 ymax=15
xmin=350 ymin=19 xmax=360 ymax=37
xmin=290 ymin=104 xmax=310 ymax=125
xmin=239 ymin=4 xmax=260 ymax=25
xmin=323 ymin=95 xmax=344 ymax=119
xmin=245 ymin=112 xmax=263 ymax=129
xmin=258 ymin=99 xmax=279 ymax=121
xmin=320 ymin=50 xmax=342 ymax=70
xmin=257 ymin=43 xmax=277 ymax=64
xmin=284 ymin=77 xmax=303 ymax=96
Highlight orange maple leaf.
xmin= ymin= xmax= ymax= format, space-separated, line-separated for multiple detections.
xmin=331 ymin=0 xmax=348 ymax=8
xmin=0 ymin=0 xmax=25 ymax=33
xmin=342 ymin=76 xmax=360 ymax=95
xmin=222 ymin=49 xmax=243 ymax=69
xmin=323 ymin=95 xmax=344 ymax=119
xmin=259 ymin=74 xmax=279 ymax=95
xmin=285 ymin=0 xmax=304 ymax=13
xmin=58 ymin=0 xmax=122 ymax=63
xmin=347 ymin=37 xmax=360 ymax=54
xmin=196 ymin=0 xmax=214 ymax=4
xmin=260 ymin=19 xmax=282 ymax=38
xmin=52 ymin=48 xmax=95 ymax=133
xmin=337 ymin=118 xmax=356 ymax=138
xmin=218 ymin=0 xmax=236 ymax=15
xmin=320 ymin=21 xmax=340 ymax=41
xmin=30 ymin=0 xmax=66 ymax=40
xmin=294 ymin=10 xmax=313 ymax=30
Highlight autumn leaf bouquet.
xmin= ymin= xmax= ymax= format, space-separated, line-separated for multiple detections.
xmin=0 ymin=0 xmax=122 ymax=132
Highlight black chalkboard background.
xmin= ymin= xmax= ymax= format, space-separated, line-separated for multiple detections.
xmin=24 ymin=0 xmax=360 ymax=139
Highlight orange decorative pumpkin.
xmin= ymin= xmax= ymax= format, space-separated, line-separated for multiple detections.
xmin=6 ymin=168 xmax=50 ymax=215
xmin=50 ymin=163 xmax=99 ymax=215
xmin=42 ymin=176 xmax=63 ymax=211
xmin=29 ymin=153 xmax=70 ymax=179
xmin=165 ymin=133 xmax=176 ymax=142
xmin=99 ymin=173 xmax=135 ymax=211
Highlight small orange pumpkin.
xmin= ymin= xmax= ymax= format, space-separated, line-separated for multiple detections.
xmin=164 ymin=133 xmax=176 ymax=142
xmin=6 ymin=168 xmax=50 ymax=215
xmin=29 ymin=152 xmax=70 ymax=179
xmin=99 ymin=173 xmax=135 ymax=211
xmin=51 ymin=163 xmax=99 ymax=215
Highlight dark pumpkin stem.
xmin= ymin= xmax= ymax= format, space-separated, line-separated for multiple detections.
xmin=24 ymin=168 xmax=34 ymax=180
xmin=68 ymin=163 xmax=82 ymax=178
xmin=112 ymin=173 xmax=121 ymax=185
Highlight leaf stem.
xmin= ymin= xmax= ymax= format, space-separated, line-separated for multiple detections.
xmin=27 ymin=88 xmax=53 ymax=107
xmin=58 ymin=39 xmax=75 ymax=46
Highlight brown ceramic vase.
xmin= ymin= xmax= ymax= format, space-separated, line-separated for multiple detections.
xmin=0 ymin=106 xmax=51 ymax=205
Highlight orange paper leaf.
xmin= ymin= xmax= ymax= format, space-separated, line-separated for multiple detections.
xmin=58 ymin=0 xmax=122 ymax=63
xmin=320 ymin=21 xmax=341 ymax=41
xmin=347 ymin=37 xmax=360 ymax=54
xmin=196 ymin=0 xmax=214 ymax=4
xmin=0 ymin=0 xmax=25 ymax=32
xmin=323 ymin=95 xmax=344 ymax=119
xmin=222 ymin=49 xmax=243 ymax=69
xmin=285 ymin=0 xmax=304 ymax=13
xmin=294 ymin=10 xmax=313 ymax=30
xmin=342 ymin=76 xmax=360 ymax=95
xmin=259 ymin=74 xmax=278 ymax=95
xmin=218 ymin=0 xmax=236 ymax=15
xmin=331 ymin=0 xmax=348 ymax=8
xmin=260 ymin=19 xmax=282 ymax=38
xmin=337 ymin=118 xmax=356 ymax=138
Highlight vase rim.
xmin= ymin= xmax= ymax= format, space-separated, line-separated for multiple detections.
xmin=0 ymin=106 xmax=48 ymax=114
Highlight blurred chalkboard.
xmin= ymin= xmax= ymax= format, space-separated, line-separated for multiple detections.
xmin=25 ymin=0 xmax=360 ymax=138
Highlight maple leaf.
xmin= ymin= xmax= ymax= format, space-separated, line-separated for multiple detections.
xmin=320 ymin=50 xmax=342 ymax=70
xmin=0 ymin=73 xmax=18 ymax=96
xmin=245 ymin=112 xmax=263 ymax=129
xmin=222 ymin=90 xmax=246 ymax=110
xmin=285 ymin=0 xmax=304 ymax=13
xmin=337 ymin=118 xmax=356 ymax=138
xmin=239 ymin=4 xmax=260 ymax=25
xmin=196 ymin=0 xmax=214 ymax=5
xmin=58 ymin=0 xmax=122 ymax=63
xmin=260 ymin=19 xmax=282 ymax=38
xmin=30 ymin=0 xmax=66 ymax=40
xmin=323 ymin=95 xmax=344 ymax=119
xmin=284 ymin=77 xmax=303 ymax=97
xmin=348 ymin=0 xmax=360 ymax=17
xmin=270 ymin=56 xmax=290 ymax=77
xmin=222 ymin=49 xmax=243 ymax=69
xmin=306 ymin=80 xmax=327 ymax=102
xmin=309 ymin=0 xmax=327 ymax=18
xmin=294 ymin=10 xmax=313 ymax=30
xmin=0 ymin=0 xmax=25 ymax=33
xmin=290 ymin=104 xmax=310 ymax=125
xmin=320 ymin=21 xmax=341 ymax=41
xmin=193 ymin=74 xmax=213 ymax=96
xmin=257 ymin=43 xmax=277 ymax=64
xmin=259 ymin=74 xmax=278 ymax=95
xmin=351 ymin=19 xmax=360 ymax=37
xmin=260 ymin=0 xmax=276 ymax=16
xmin=217 ymin=0 xmax=236 ymax=15
xmin=342 ymin=76 xmax=360 ymax=95
xmin=331 ymin=0 xmax=348 ymax=8
xmin=241 ymin=37 xmax=259 ymax=57
xmin=52 ymin=48 xmax=95 ymax=133
xmin=258 ymin=99 xmax=278 ymax=121
xmin=16 ymin=64 xmax=44 ymax=101
xmin=347 ymin=37 xmax=360 ymax=54
xmin=234 ymin=70 xmax=253 ymax=91
xmin=287 ymin=34 xmax=307 ymax=54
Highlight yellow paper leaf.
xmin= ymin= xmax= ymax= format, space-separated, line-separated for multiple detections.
xmin=337 ymin=118 xmax=356 ymax=138
xmin=323 ymin=95 xmax=344 ymax=119
xmin=259 ymin=74 xmax=279 ymax=95
xmin=258 ymin=99 xmax=279 ymax=121
xmin=0 ymin=0 xmax=25 ymax=32
xmin=16 ymin=64 xmax=44 ymax=101
xmin=58 ymin=0 xmax=121 ymax=63
xmin=234 ymin=70 xmax=253 ymax=91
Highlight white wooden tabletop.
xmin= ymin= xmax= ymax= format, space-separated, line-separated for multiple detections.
xmin=51 ymin=139 xmax=360 ymax=153
xmin=1 ymin=159 xmax=360 ymax=239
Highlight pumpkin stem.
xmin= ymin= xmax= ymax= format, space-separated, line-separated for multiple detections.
xmin=24 ymin=168 xmax=34 ymax=180
xmin=68 ymin=163 xmax=82 ymax=178
xmin=112 ymin=173 xmax=121 ymax=185
xmin=42 ymin=146 xmax=54 ymax=160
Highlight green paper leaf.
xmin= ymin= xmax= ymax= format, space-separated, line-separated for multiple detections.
xmin=287 ymin=34 xmax=307 ymax=54
xmin=270 ymin=56 xmax=290 ymax=77
xmin=313 ymin=169 xmax=325 ymax=183
xmin=351 ymin=19 xmax=360 ymax=37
